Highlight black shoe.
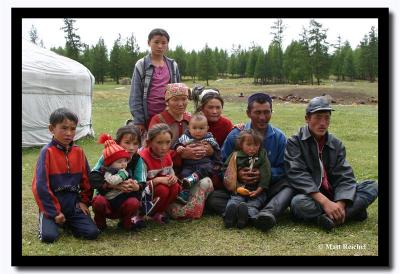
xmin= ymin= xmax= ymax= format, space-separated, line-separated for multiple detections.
xmin=317 ymin=214 xmax=335 ymax=232
xmin=237 ymin=203 xmax=249 ymax=229
xmin=352 ymin=209 xmax=368 ymax=221
xmin=224 ymin=204 xmax=238 ymax=228
xmin=255 ymin=212 xmax=276 ymax=231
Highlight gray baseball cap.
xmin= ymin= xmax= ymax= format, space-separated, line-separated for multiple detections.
xmin=306 ymin=96 xmax=335 ymax=114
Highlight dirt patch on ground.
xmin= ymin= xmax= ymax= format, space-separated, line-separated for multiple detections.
xmin=223 ymin=87 xmax=378 ymax=105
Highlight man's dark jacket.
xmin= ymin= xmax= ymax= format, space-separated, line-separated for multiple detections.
xmin=284 ymin=125 xmax=356 ymax=202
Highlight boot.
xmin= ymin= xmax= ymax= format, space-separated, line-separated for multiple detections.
xmin=254 ymin=212 xmax=276 ymax=231
xmin=316 ymin=214 xmax=335 ymax=232
xmin=237 ymin=202 xmax=249 ymax=229
xmin=346 ymin=195 xmax=368 ymax=222
xmin=255 ymin=187 xmax=294 ymax=231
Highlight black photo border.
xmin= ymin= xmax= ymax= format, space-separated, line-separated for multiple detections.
xmin=12 ymin=7 xmax=390 ymax=268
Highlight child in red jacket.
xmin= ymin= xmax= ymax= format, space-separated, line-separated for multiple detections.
xmin=32 ymin=108 xmax=99 ymax=243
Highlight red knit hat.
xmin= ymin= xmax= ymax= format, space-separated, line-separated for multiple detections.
xmin=98 ymin=133 xmax=130 ymax=166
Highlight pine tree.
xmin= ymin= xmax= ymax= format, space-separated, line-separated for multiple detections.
xmin=331 ymin=35 xmax=345 ymax=81
xmin=110 ymin=34 xmax=123 ymax=84
xmin=217 ymin=49 xmax=228 ymax=77
xmin=122 ymin=34 xmax=140 ymax=80
xmin=269 ymin=19 xmax=286 ymax=83
xmin=254 ymin=49 xmax=266 ymax=84
xmin=367 ymin=26 xmax=378 ymax=82
xmin=267 ymin=41 xmax=284 ymax=84
xmin=299 ymin=27 xmax=313 ymax=84
xmin=61 ymin=18 xmax=83 ymax=61
xmin=92 ymin=38 xmax=109 ymax=84
xmin=197 ymin=44 xmax=217 ymax=86
xmin=342 ymin=42 xmax=356 ymax=81
xmin=187 ymin=50 xmax=198 ymax=83
xmin=308 ymin=19 xmax=330 ymax=85
xmin=29 ymin=25 xmax=39 ymax=45
xmin=172 ymin=45 xmax=187 ymax=78
xmin=283 ymin=41 xmax=311 ymax=84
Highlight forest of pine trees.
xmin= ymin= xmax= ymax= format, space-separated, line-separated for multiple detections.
xmin=29 ymin=19 xmax=379 ymax=85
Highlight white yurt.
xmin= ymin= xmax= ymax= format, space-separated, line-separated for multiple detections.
xmin=22 ymin=39 xmax=95 ymax=147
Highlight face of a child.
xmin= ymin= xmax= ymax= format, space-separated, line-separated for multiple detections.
xmin=241 ymin=136 xmax=261 ymax=157
xmin=119 ymin=134 xmax=140 ymax=158
xmin=110 ymin=158 xmax=129 ymax=170
xmin=49 ymin=118 xmax=77 ymax=147
xmin=189 ymin=118 xmax=209 ymax=140
xmin=149 ymin=131 xmax=171 ymax=158
xmin=148 ymin=35 xmax=168 ymax=57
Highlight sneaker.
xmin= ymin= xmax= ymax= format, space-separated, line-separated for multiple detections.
xmin=237 ymin=202 xmax=249 ymax=229
xmin=176 ymin=190 xmax=190 ymax=204
xmin=254 ymin=212 xmax=276 ymax=231
xmin=182 ymin=173 xmax=199 ymax=189
xmin=224 ymin=204 xmax=238 ymax=228
xmin=317 ymin=214 xmax=335 ymax=232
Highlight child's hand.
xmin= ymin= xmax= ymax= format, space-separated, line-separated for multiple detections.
xmin=249 ymin=187 xmax=263 ymax=198
xmin=168 ymin=175 xmax=178 ymax=185
xmin=176 ymin=146 xmax=185 ymax=154
xmin=78 ymin=202 xmax=90 ymax=215
xmin=125 ymin=178 xmax=140 ymax=192
xmin=54 ymin=213 xmax=66 ymax=224
xmin=153 ymin=177 xmax=169 ymax=186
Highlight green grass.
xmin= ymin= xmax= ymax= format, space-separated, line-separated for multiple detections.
xmin=21 ymin=80 xmax=378 ymax=256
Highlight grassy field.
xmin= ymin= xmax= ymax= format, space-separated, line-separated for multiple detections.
xmin=21 ymin=78 xmax=379 ymax=256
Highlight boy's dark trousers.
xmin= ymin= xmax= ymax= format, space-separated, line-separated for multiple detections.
xmin=38 ymin=196 xmax=99 ymax=243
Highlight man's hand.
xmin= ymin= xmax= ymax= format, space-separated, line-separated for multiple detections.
xmin=311 ymin=192 xmax=346 ymax=225
xmin=181 ymin=143 xmax=207 ymax=160
xmin=54 ymin=212 xmax=66 ymax=224
xmin=238 ymin=167 xmax=260 ymax=185
xmin=322 ymin=200 xmax=346 ymax=225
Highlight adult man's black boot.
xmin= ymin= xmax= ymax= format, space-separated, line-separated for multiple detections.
xmin=346 ymin=195 xmax=368 ymax=221
xmin=316 ymin=214 xmax=335 ymax=232
xmin=255 ymin=187 xmax=294 ymax=231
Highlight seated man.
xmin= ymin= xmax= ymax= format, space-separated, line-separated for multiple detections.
xmin=207 ymin=92 xmax=295 ymax=231
xmin=285 ymin=96 xmax=378 ymax=231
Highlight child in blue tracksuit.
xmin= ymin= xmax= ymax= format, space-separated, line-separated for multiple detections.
xmin=32 ymin=108 xmax=99 ymax=243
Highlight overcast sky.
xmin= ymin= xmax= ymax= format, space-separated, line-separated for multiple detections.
xmin=22 ymin=18 xmax=378 ymax=54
